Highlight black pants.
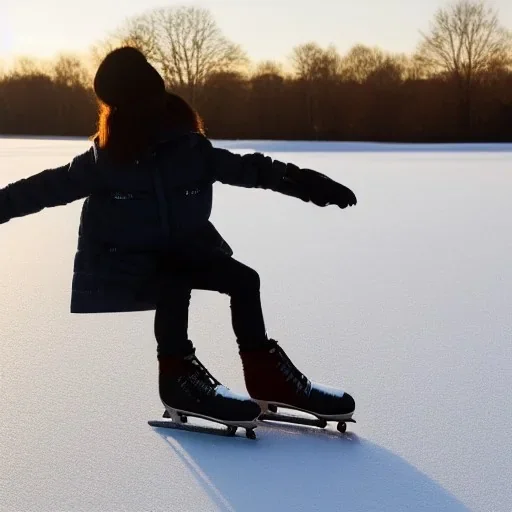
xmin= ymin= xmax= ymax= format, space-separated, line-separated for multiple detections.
xmin=154 ymin=255 xmax=268 ymax=358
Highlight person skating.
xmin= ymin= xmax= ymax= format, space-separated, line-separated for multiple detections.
xmin=0 ymin=47 xmax=357 ymax=434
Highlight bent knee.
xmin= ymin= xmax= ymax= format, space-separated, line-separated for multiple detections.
xmin=235 ymin=265 xmax=261 ymax=291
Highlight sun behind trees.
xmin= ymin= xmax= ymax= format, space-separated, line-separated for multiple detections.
xmin=0 ymin=0 xmax=511 ymax=141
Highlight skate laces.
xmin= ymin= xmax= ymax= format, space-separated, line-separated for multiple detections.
xmin=177 ymin=355 xmax=221 ymax=400
xmin=270 ymin=341 xmax=312 ymax=397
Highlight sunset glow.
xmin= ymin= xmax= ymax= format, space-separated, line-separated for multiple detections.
xmin=3 ymin=0 xmax=511 ymax=63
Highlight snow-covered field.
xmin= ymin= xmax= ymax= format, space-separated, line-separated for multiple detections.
xmin=1 ymin=137 xmax=511 ymax=512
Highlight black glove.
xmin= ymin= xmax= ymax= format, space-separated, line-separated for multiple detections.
xmin=283 ymin=165 xmax=357 ymax=209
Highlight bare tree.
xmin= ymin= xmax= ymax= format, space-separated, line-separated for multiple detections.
xmin=162 ymin=7 xmax=245 ymax=92
xmin=366 ymin=58 xmax=406 ymax=87
xmin=89 ymin=38 xmax=116 ymax=69
xmin=90 ymin=14 xmax=168 ymax=70
xmin=113 ymin=13 xmax=161 ymax=63
xmin=289 ymin=43 xmax=341 ymax=139
xmin=406 ymin=54 xmax=430 ymax=80
xmin=52 ymin=55 xmax=90 ymax=88
xmin=10 ymin=57 xmax=44 ymax=77
xmin=418 ymin=0 xmax=511 ymax=78
xmin=391 ymin=53 xmax=420 ymax=81
xmin=104 ymin=7 xmax=247 ymax=103
xmin=417 ymin=0 xmax=512 ymax=132
xmin=253 ymin=60 xmax=284 ymax=79
xmin=340 ymin=45 xmax=388 ymax=82
xmin=290 ymin=43 xmax=341 ymax=80
xmin=342 ymin=47 xmax=420 ymax=83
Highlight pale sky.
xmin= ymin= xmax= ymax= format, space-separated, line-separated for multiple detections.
xmin=2 ymin=0 xmax=512 ymax=65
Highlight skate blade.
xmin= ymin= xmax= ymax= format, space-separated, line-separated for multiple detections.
xmin=257 ymin=401 xmax=356 ymax=433
xmin=162 ymin=405 xmax=258 ymax=429
xmin=257 ymin=400 xmax=355 ymax=422
xmin=148 ymin=406 xmax=258 ymax=439
xmin=148 ymin=419 xmax=256 ymax=438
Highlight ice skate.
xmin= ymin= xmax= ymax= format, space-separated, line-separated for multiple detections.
xmin=240 ymin=340 xmax=356 ymax=433
xmin=148 ymin=352 xmax=261 ymax=439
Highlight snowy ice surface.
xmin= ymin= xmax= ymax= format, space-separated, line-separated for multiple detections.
xmin=1 ymin=137 xmax=511 ymax=512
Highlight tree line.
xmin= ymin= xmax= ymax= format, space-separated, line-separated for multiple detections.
xmin=1 ymin=0 xmax=511 ymax=142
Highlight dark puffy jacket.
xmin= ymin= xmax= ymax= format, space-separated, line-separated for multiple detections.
xmin=0 ymin=132 xmax=296 ymax=313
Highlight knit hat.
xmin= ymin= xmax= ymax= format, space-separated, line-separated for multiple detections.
xmin=93 ymin=47 xmax=165 ymax=108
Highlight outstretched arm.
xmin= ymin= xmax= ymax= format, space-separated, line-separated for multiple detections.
xmin=0 ymin=148 xmax=99 ymax=224
xmin=198 ymin=136 xmax=357 ymax=209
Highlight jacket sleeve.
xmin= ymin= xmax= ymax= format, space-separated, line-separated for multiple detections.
xmin=209 ymin=147 xmax=287 ymax=191
xmin=195 ymin=134 xmax=307 ymax=196
xmin=0 ymin=148 xmax=99 ymax=224
xmin=195 ymin=135 xmax=357 ymax=208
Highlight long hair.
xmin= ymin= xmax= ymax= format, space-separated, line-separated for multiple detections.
xmin=94 ymin=93 xmax=205 ymax=163
xmin=163 ymin=92 xmax=205 ymax=135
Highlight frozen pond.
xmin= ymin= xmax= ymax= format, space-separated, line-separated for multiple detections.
xmin=1 ymin=137 xmax=511 ymax=511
